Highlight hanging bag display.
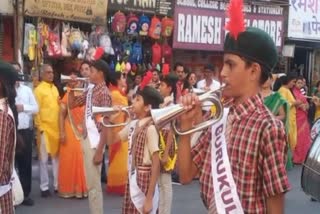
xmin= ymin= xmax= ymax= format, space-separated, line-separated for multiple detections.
xmin=149 ymin=16 xmax=162 ymax=40
xmin=162 ymin=41 xmax=172 ymax=64
xmin=127 ymin=13 xmax=139 ymax=35
xmin=152 ymin=42 xmax=161 ymax=65
xmin=129 ymin=42 xmax=143 ymax=64
xmin=161 ymin=17 xmax=174 ymax=37
xmin=112 ymin=11 xmax=127 ymax=33
xmin=139 ymin=15 xmax=150 ymax=36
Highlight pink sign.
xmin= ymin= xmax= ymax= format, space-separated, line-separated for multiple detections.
xmin=173 ymin=0 xmax=285 ymax=51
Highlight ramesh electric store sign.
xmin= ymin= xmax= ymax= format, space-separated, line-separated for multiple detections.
xmin=173 ymin=0 xmax=284 ymax=51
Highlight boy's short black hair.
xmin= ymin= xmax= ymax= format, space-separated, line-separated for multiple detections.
xmin=136 ymin=86 xmax=163 ymax=109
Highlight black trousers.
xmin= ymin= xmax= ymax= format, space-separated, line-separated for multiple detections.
xmin=15 ymin=128 xmax=34 ymax=197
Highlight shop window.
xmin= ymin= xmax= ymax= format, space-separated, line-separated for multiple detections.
xmin=313 ymin=50 xmax=320 ymax=86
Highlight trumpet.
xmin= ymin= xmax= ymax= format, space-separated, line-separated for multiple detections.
xmin=61 ymin=74 xmax=88 ymax=82
xmin=63 ymin=87 xmax=85 ymax=92
xmin=92 ymin=106 xmax=131 ymax=128
xmin=151 ymin=88 xmax=225 ymax=135
xmin=189 ymin=87 xmax=206 ymax=94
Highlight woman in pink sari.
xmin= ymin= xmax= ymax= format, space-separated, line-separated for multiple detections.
xmin=292 ymin=77 xmax=311 ymax=164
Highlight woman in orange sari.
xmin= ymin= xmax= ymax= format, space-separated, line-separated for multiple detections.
xmin=58 ymin=72 xmax=87 ymax=198
xmin=106 ymin=72 xmax=128 ymax=195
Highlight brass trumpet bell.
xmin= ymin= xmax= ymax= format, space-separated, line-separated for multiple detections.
xmin=151 ymin=88 xmax=224 ymax=135
xmin=92 ymin=106 xmax=131 ymax=128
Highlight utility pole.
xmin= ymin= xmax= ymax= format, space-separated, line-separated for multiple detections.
xmin=13 ymin=0 xmax=24 ymax=64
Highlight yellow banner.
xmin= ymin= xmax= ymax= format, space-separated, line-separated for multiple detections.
xmin=24 ymin=0 xmax=108 ymax=24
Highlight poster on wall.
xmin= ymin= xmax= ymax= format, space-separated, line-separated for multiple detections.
xmin=173 ymin=0 xmax=284 ymax=51
xmin=288 ymin=0 xmax=320 ymax=40
xmin=24 ymin=0 xmax=108 ymax=24
xmin=108 ymin=0 xmax=173 ymax=16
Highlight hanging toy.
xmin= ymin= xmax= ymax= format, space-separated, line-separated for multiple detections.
xmin=28 ymin=28 xmax=37 ymax=61
xmin=99 ymin=33 xmax=114 ymax=55
xmin=93 ymin=47 xmax=104 ymax=60
xmin=47 ymin=23 xmax=62 ymax=57
xmin=69 ymin=27 xmax=83 ymax=51
xmin=86 ymin=47 xmax=96 ymax=61
xmin=23 ymin=23 xmax=35 ymax=56
xmin=120 ymin=61 xmax=126 ymax=72
xmin=61 ymin=23 xmax=72 ymax=57
xmin=37 ymin=21 xmax=49 ymax=49
xmin=125 ymin=62 xmax=131 ymax=73
xmin=77 ymin=39 xmax=89 ymax=59
xmin=115 ymin=62 xmax=121 ymax=72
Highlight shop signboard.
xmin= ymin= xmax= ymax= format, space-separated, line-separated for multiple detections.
xmin=173 ymin=0 xmax=284 ymax=51
xmin=288 ymin=0 xmax=320 ymax=40
xmin=0 ymin=0 xmax=14 ymax=15
xmin=24 ymin=0 xmax=108 ymax=24
xmin=108 ymin=0 xmax=174 ymax=16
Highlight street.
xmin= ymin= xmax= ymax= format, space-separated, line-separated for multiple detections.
xmin=14 ymin=164 xmax=320 ymax=214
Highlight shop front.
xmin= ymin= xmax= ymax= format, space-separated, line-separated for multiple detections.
xmin=23 ymin=0 xmax=109 ymax=83
xmin=0 ymin=0 xmax=15 ymax=61
xmin=107 ymin=0 xmax=174 ymax=80
xmin=286 ymin=0 xmax=320 ymax=86
xmin=173 ymin=0 xmax=286 ymax=78
xmin=23 ymin=0 xmax=175 ymax=90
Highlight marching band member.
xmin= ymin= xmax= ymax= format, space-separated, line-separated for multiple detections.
xmin=176 ymin=0 xmax=290 ymax=213
xmin=105 ymin=82 xmax=163 ymax=214
xmin=69 ymin=59 xmax=112 ymax=214
xmin=158 ymin=73 xmax=179 ymax=214
xmin=34 ymin=64 xmax=60 ymax=197
xmin=0 ymin=61 xmax=19 ymax=214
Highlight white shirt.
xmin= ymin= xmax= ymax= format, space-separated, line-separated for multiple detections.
xmin=196 ymin=79 xmax=221 ymax=91
xmin=15 ymin=83 xmax=39 ymax=130
xmin=197 ymin=79 xmax=221 ymax=111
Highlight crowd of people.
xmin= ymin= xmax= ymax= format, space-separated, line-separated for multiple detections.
xmin=0 ymin=6 xmax=319 ymax=214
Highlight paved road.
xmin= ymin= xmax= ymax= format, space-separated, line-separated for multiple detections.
xmin=15 ymin=165 xmax=320 ymax=214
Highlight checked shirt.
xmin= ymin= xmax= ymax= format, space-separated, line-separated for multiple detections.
xmin=191 ymin=95 xmax=290 ymax=214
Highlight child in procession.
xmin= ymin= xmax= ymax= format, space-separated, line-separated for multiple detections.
xmin=105 ymin=84 xmax=163 ymax=214
xmin=158 ymin=73 xmax=179 ymax=214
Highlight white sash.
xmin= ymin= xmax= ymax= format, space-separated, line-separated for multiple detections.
xmin=128 ymin=120 xmax=159 ymax=214
xmin=85 ymin=85 xmax=100 ymax=148
xmin=211 ymin=108 xmax=244 ymax=214
xmin=0 ymin=182 xmax=11 ymax=197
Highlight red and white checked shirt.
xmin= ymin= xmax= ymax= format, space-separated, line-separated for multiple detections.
xmin=0 ymin=107 xmax=15 ymax=214
xmin=191 ymin=95 xmax=290 ymax=214
xmin=74 ymin=82 xmax=112 ymax=132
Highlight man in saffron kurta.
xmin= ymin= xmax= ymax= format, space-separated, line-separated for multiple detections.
xmin=34 ymin=64 xmax=60 ymax=197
